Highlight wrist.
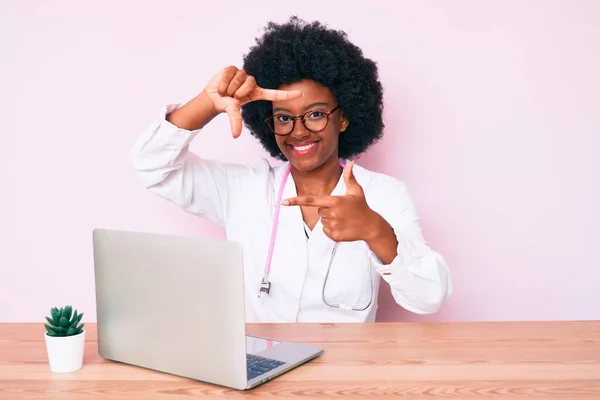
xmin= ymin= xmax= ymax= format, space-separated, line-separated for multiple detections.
xmin=362 ymin=210 xmax=399 ymax=265
xmin=198 ymin=89 xmax=219 ymax=118
xmin=166 ymin=90 xmax=220 ymax=130
xmin=363 ymin=210 xmax=388 ymax=244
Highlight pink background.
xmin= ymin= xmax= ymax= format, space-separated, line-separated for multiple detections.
xmin=2 ymin=1 xmax=599 ymax=322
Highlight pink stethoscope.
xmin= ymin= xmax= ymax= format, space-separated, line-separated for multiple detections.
xmin=257 ymin=160 xmax=373 ymax=312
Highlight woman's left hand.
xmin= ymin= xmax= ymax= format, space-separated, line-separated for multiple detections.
xmin=282 ymin=161 xmax=383 ymax=242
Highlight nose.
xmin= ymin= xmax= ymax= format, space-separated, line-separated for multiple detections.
xmin=289 ymin=118 xmax=309 ymax=139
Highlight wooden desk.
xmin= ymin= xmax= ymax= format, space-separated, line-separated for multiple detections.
xmin=1 ymin=322 xmax=599 ymax=399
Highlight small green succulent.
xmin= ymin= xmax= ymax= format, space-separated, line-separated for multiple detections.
xmin=44 ymin=305 xmax=84 ymax=337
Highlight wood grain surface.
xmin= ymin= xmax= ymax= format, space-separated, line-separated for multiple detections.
xmin=1 ymin=321 xmax=599 ymax=399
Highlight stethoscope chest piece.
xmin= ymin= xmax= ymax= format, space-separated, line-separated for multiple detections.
xmin=258 ymin=275 xmax=271 ymax=297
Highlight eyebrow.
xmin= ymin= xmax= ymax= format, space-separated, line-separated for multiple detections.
xmin=273 ymin=102 xmax=330 ymax=113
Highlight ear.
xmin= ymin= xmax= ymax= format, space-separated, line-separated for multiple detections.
xmin=339 ymin=112 xmax=350 ymax=133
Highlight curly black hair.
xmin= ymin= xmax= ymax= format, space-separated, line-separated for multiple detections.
xmin=241 ymin=16 xmax=384 ymax=161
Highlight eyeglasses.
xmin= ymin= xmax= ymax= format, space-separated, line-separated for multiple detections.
xmin=264 ymin=105 xmax=341 ymax=136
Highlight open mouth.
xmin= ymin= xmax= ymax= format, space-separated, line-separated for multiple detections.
xmin=288 ymin=141 xmax=320 ymax=156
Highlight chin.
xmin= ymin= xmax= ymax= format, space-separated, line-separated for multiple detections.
xmin=288 ymin=157 xmax=322 ymax=172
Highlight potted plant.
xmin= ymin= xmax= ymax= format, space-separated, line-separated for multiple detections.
xmin=44 ymin=305 xmax=85 ymax=373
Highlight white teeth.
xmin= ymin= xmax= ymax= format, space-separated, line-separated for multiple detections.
xmin=293 ymin=143 xmax=317 ymax=151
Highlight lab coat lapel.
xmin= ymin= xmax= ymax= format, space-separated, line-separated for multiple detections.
xmin=310 ymin=174 xmax=346 ymax=241
xmin=269 ymin=163 xmax=308 ymax=312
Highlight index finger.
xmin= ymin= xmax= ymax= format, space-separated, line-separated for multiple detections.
xmin=282 ymin=196 xmax=338 ymax=207
xmin=255 ymin=87 xmax=303 ymax=101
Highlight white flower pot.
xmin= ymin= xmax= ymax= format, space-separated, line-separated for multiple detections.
xmin=44 ymin=329 xmax=85 ymax=373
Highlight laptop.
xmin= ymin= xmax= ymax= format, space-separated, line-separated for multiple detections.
xmin=92 ymin=228 xmax=323 ymax=390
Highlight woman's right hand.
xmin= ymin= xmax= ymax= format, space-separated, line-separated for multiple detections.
xmin=203 ymin=66 xmax=303 ymax=138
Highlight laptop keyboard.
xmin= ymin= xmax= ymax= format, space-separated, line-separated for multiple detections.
xmin=246 ymin=354 xmax=285 ymax=380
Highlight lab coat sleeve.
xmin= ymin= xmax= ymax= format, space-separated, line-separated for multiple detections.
xmin=128 ymin=104 xmax=246 ymax=225
xmin=369 ymin=180 xmax=453 ymax=314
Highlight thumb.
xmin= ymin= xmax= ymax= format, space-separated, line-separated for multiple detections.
xmin=343 ymin=160 xmax=362 ymax=195
xmin=223 ymin=101 xmax=242 ymax=138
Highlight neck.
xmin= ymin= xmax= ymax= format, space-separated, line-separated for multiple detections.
xmin=291 ymin=156 xmax=343 ymax=197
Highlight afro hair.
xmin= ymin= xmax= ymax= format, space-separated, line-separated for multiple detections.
xmin=241 ymin=16 xmax=384 ymax=161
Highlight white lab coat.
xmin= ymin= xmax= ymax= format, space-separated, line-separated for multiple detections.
xmin=129 ymin=104 xmax=453 ymax=323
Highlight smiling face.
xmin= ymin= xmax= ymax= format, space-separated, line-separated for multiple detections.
xmin=270 ymin=80 xmax=349 ymax=172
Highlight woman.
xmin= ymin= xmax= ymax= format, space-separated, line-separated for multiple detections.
xmin=129 ymin=17 xmax=452 ymax=322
